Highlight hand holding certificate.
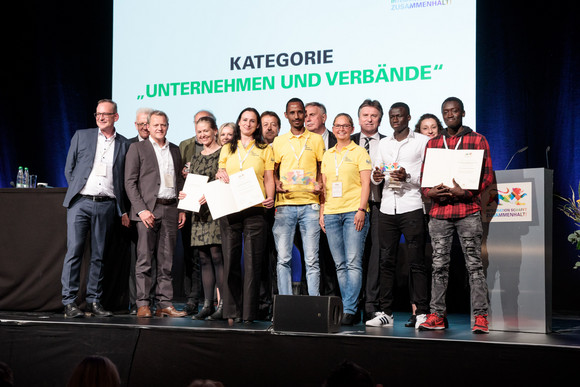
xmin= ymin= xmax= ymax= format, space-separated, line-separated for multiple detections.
xmin=421 ymin=148 xmax=484 ymax=190
xmin=204 ymin=167 xmax=265 ymax=219
xmin=177 ymin=173 xmax=209 ymax=212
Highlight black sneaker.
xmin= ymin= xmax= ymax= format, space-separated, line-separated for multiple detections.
xmin=404 ymin=314 xmax=417 ymax=327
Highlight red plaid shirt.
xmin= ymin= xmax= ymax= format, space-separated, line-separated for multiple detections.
xmin=421 ymin=126 xmax=494 ymax=219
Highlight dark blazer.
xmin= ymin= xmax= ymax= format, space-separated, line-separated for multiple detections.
xmin=124 ymin=139 xmax=184 ymax=222
xmin=62 ymin=128 xmax=129 ymax=215
xmin=328 ymin=130 xmax=337 ymax=149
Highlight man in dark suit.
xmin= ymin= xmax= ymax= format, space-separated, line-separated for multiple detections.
xmin=126 ymin=107 xmax=154 ymax=314
xmin=351 ymin=99 xmax=386 ymax=322
xmin=61 ymin=99 xmax=130 ymax=318
xmin=125 ymin=110 xmax=187 ymax=318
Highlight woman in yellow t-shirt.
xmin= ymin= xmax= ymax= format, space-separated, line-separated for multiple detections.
xmin=320 ymin=113 xmax=371 ymax=325
xmin=215 ymin=107 xmax=275 ymax=323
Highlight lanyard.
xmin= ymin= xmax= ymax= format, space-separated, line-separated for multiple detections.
xmin=288 ymin=135 xmax=308 ymax=162
xmin=334 ymin=149 xmax=349 ymax=177
xmin=443 ymin=136 xmax=462 ymax=150
xmin=237 ymin=143 xmax=255 ymax=171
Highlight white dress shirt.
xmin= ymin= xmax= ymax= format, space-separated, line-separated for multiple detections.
xmin=371 ymin=130 xmax=430 ymax=215
xmin=150 ymin=137 xmax=176 ymax=199
xmin=80 ymin=130 xmax=116 ymax=198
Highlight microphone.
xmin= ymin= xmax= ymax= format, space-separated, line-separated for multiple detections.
xmin=545 ymin=146 xmax=551 ymax=169
xmin=504 ymin=146 xmax=528 ymax=170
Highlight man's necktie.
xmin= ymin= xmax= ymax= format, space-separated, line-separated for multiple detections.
xmin=364 ymin=137 xmax=371 ymax=153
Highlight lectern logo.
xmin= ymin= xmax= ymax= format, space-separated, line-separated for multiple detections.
xmin=482 ymin=182 xmax=533 ymax=223
xmin=497 ymin=187 xmax=528 ymax=206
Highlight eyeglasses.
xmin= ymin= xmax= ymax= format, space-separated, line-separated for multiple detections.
xmin=333 ymin=124 xmax=352 ymax=129
xmin=94 ymin=112 xmax=116 ymax=118
xmin=135 ymin=122 xmax=148 ymax=128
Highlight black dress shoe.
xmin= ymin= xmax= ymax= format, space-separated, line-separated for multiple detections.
xmin=129 ymin=304 xmax=138 ymax=315
xmin=192 ymin=299 xmax=215 ymax=320
xmin=208 ymin=299 xmax=223 ymax=321
xmin=64 ymin=303 xmax=84 ymax=319
xmin=86 ymin=302 xmax=113 ymax=317
xmin=341 ymin=313 xmax=355 ymax=326
xmin=184 ymin=302 xmax=199 ymax=315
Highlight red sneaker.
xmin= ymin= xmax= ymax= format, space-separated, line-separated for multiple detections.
xmin=472 ymin=315 xmax=489 ymax=334
xmin=419 ymin=313 xmax=446 ymax=330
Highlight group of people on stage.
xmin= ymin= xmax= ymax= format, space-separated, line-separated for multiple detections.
xmin=60 ymin=95 xmax=493 ymax=333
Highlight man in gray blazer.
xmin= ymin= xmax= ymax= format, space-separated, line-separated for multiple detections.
xmin=126 ymin=107 xmax=154 ymax=315
xmin=61 ymin=99 xmax=129 ymax=318
xmin=125 ymin=110 xmax=187 ymax=318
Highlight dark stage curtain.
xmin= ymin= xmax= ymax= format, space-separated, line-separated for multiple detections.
xmin=0 ymin=1 xmax=578 ymax=311
xmin=476 ymin=1 xmax=580 ymax=311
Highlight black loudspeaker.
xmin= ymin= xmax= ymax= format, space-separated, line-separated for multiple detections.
xmin=272 ymin=295 xmax=343 ymax=333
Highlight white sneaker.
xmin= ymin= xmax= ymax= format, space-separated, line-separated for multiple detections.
xmin=365 ymin=312 xmax=394 ymax=327
xmin=415 ymin=314 xmax=427 ymax=329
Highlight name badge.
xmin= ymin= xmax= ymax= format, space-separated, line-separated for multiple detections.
xmin=164 ymin=174 xmax=174 ymax=188
xmin=94 ymin=162 xmax=107 ymax=177
xmin=332 ymin=181 xmax=343 ymax=197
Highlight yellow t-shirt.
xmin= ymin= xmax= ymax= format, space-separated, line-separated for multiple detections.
xmin=218 ymin=140 xmax=274 ymax=199
xmin=321 ymin=141 xmax=372 ymax=214
xmin=272 ymin=129 xmax=325 ymax=206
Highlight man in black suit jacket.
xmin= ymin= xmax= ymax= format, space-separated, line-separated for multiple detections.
xmin=351 ymin=99 xmax=386 ymax=322
xmin=61 ymin=99 xmax=129 ymax=318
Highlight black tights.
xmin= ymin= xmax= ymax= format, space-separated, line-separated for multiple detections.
xmin=198 ymin=244 xmax=224 ymax=300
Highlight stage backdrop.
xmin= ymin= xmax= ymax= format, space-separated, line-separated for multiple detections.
xmin=0 ymin=1 xmax=578 ymax=313
xmin=112 ymin=0 xmax=476 ymax=143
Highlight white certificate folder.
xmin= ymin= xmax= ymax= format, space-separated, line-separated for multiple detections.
xmin=204 ymin=167 xmax=265 ymax=219
xmin=177 ymin=173 xmax=209 ymax=213
xmin=421 ymin=148 xmax=484 ymax=190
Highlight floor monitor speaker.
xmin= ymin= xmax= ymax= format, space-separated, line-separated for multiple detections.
xmin=272 ymin=295 xmax=342 ymax=333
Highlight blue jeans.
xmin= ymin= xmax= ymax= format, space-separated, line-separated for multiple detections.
xmin=324 ymin=211 xmax=369 ymax=314
xmin=273 ymin=205 xmax=321 ymax=296
xmin=428 ymin=213 xmax=489 ymax=317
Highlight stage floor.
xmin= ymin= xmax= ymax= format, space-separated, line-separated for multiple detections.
xmin=1 ymin=307 xmax=580 ymax=386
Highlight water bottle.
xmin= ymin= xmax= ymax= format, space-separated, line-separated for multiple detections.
xmin=16 ymin=166 xmax=24 ymax=188
xmin=23 ymin=167 xmax=30 ymax=188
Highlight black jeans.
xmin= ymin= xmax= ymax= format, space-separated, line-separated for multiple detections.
xmin=378 ymin=208 xmax=429 ymax=315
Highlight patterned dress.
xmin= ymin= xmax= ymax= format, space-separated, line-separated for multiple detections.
xmin=189 ymin=149 xmax=221 ymax=246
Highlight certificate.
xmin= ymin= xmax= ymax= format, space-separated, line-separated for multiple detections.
xmin=177 ymin=173 xmax=209 ymax=212
xmin=204 ymin=167 xmax=265 ymax=219
xmin=421 ymin=148 xmax=484 ymax=190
